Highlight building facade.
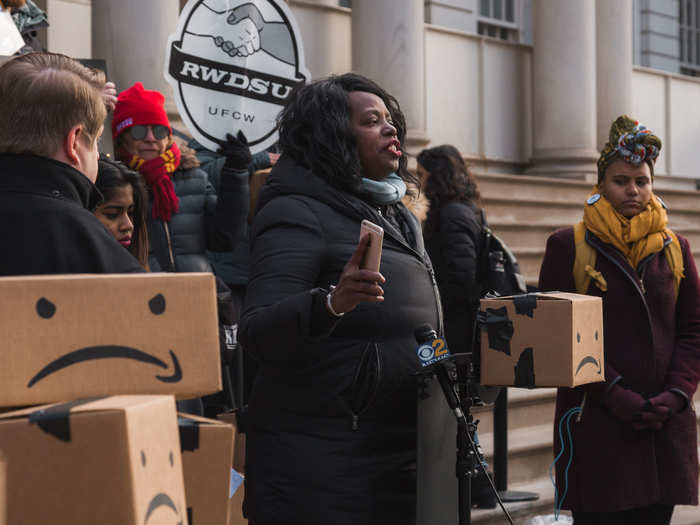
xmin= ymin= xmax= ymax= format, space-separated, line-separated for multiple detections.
xmin=25 ymin=2 xmax=700 ymax=520
xmin=30 ymin=0 xmax=700 ymax=183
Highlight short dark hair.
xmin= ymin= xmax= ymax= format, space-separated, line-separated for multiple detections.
xmin=95 ymin=156 xmax=149 ymax=269
xmin=277 ymin=73 xmax=415 ymax=193
xmin=417 ymin=144 xmax=480 ymax=237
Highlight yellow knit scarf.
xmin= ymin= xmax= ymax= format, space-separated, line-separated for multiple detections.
xmin=583 ymin=187 xmax=684 ymax=287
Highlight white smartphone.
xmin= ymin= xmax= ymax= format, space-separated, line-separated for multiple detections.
xmin=359 ymin=219 xmax=384 ymax=272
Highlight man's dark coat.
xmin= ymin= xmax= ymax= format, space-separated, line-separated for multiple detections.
xmin=0 ymin=153 xmax=143 ymax=275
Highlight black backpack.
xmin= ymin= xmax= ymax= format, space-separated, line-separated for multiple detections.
xmin=477 ymin=209 xmax=527 ymax=297
xmin=471 ymin=210 xmax=527 ymax=401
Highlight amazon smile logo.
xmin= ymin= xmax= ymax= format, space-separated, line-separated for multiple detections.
xmin=27 ymin=293 xmax=184 ymax=388
xmin=28 ymin=346 xmax=182 ymax=387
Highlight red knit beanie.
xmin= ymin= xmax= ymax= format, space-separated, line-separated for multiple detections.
xmin=112 ymin=82 xmax=172 ymax=139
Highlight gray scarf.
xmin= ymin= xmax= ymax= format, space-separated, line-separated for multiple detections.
xmin=357 ymin=173 xmax=407 ymax=206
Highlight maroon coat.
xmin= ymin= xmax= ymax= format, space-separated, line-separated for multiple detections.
xmin=539 ymin=226 xmax=700 ymax=512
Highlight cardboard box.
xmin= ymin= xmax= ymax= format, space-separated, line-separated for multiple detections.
xmin=228 ymin=482 xmax=247 ymax=525
xmin=216 ymin=411 xmax=246 ymax=473
xmin=0 ymin=273 xmax=221 ymax=407
xmin=0 ymin=396 xmax=188 ymax=525
xmin=215 ymin=412 xmax=247 ymax=525
xmin=479 ymin=292 xmax=604 ymax=387
xmin=179 ymin=413 xmax=234 ymax=525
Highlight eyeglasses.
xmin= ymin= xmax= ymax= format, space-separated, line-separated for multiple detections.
xmin=128 ymin=125 xmax=169 ymax=141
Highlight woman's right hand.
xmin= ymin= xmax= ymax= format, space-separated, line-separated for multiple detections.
xmin=328 ymin=234 xmax=385 ymax=315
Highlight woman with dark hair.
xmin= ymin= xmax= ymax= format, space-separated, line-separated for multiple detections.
xmin=539 ymin=115 xmax=700 ymax=524
xmin=94 ymin=156 xmax=149 ymax=268
xmin=416 ymin=145 xmax=496 ymax=508
xmin=417 ymin=145 xmax=481 ymax=359
xmin=239 ymin=73 xmax=441 ymax=525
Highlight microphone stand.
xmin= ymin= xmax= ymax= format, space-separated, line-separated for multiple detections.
xmin=428 ymin=353 xmax=514 ymax=525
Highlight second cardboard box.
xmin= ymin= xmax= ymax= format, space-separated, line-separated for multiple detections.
xmin=479 ymin=292 xmax=604 ymax=388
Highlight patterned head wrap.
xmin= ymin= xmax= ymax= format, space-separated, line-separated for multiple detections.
xmin=597 ymin=115 xmax=662 ymax=182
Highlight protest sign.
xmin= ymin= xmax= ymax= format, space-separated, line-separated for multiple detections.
xmin=165 ymin=0 xmax=310 ymax=153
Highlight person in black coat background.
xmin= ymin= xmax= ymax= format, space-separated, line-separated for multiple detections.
xmin=0 ymin=53 xmax=143 ymax=276
xmin=239 ymin=73 xmax=442 ymax=525
xmin=416 ymin=144 xmax=497 ymax=508
xmin=417 ymin=145 xmax=482 ymax=358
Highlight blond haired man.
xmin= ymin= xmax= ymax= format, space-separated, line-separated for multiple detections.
xmin=0 ymin=53 xmax=142 ymax=274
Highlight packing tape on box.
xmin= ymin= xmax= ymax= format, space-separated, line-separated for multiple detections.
xmin=513 ymin=294 xmax=538 ymax=318
xmin=478 ymin=306 xmax=514 ymax=356
xmin=28 ymin=397 xmax=107 ymax=442
xmin=178 ymin=418 xmax=201 ymax=452
xmin=513 ymin=348 xmax=536 ymax=388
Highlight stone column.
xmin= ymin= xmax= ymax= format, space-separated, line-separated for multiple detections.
xmin=92 ymin=0 xmax=180 ymax=110
xmin=351 ymin=0 xmax=428 ymax=150
xmin=529 ymin=0 xmax=598 ymax=177
xmin=288 ymin=0 xmax=352 ymax=79
xmin=596 ymin=0 xmax=634 ymax=150
xmin=38 ymin=0 xmax=92 ymax=58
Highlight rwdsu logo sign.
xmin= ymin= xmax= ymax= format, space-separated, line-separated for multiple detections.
xmin=164 ymin=0 xmax=310 ymax=154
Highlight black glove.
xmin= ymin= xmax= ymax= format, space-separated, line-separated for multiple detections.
xmin=218 ymin=131 xmax=252 ymax=170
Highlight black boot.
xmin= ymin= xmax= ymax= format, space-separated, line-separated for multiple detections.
xmin=471 ymin=470 xmax=497 ymax=509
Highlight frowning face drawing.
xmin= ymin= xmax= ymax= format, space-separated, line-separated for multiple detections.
xmin=0 ymin=274 xmax=219 ymax=408
xmin=139 ymin=447 xmax=185 ymax=525
xmin=27 ymin=293 xmax=183 ymax=389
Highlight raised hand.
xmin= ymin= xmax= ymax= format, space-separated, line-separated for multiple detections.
xmin=218 ymin=130 xmax=252 ymax=170
xmin=102 ymin=81 xmax=117 ymax=112
xmin=328 ymin=234 xmax=386 ymax=315
xmin=216 ymin=17 xmax=261 ymax=57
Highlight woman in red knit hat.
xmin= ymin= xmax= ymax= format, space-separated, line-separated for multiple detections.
xmin=112 ymin=81 xmax=251 ymax=273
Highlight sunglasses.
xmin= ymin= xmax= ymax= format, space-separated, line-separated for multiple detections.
xmin=128 ymin=125 xmax=169 ymax=141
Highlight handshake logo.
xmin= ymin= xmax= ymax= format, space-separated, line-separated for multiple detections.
xmin=165 ymin=0 xmax=310 ymax=154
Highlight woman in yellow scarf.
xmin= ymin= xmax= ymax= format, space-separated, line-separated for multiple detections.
xmin=538 ymin=115 xmax=700 ymax=525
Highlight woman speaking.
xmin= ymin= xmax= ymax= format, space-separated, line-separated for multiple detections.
xmin=239 ymin=73 xmax=442 ymax=525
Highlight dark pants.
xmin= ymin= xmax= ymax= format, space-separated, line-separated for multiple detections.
xmin=573 ymin=504 xmax=674 ymax=525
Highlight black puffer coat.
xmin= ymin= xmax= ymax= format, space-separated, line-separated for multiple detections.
xmin=239 ymin=156 xmax=442 ymax=525
xmin=424 ymin=200 xmax=482 ymax=355
xmin=146 ymin=151 xmax=248 ymax=273
xmin=0 ymin=153 xmax=143 ymax=275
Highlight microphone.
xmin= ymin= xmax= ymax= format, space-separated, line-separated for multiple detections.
xmin=414 ymin=324 xmax=466 ymax=427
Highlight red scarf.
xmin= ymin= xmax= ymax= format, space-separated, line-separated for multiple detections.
xmin=119 ymin=142 xmax=181 ymax=222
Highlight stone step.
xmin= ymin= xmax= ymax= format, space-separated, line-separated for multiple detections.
xmin=472 ymin=388 xmax=557 ymax=436
xmin=511 ymin=247 xmax=700 ymax=286
xmin=487 ymin=222 xmax=700 ymax=252
xmin=482 ymin=197 xmax=700 ymax=230
xmin=479 ymin=423 xmax=553 ymax=486
xmin=471 ymin=476 xmax=700 ymax=524
xmin=474 ymin=172 xmax=700 ymax=210
xmin=471 ymin=476 xmax=564 ymax=524
xmin=477 ymin=398 xmax=700 ymax=491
